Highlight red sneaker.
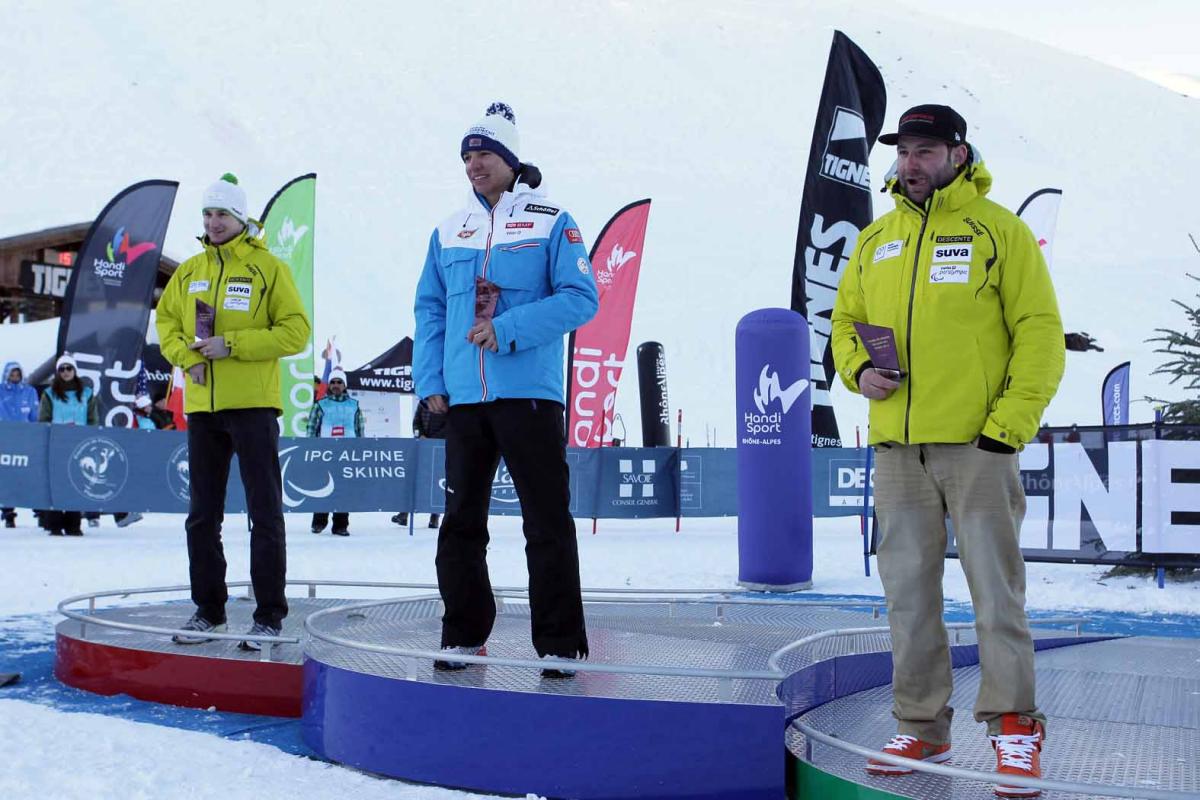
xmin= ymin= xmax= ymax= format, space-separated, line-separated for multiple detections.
xmin=866 ymin=733 xmax=952 ymax=776
xmin=990 ymin=714 xmax=1044 ymax=797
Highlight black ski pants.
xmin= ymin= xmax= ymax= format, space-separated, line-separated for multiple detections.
xmin=437 ymin=399 xmax=588 ymax=658
xmin=186 ymin=408 xmax=288 ymax=628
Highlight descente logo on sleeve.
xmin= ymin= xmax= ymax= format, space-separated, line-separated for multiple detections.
xmin=525 ymin=204 xmax=559 ymax=216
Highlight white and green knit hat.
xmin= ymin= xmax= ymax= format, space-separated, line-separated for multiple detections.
xmin=201 ymin=173 xmax=249 ymax=224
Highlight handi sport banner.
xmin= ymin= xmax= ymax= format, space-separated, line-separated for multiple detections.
xmin=261 ymin=173 xmax=317 ymax=436
xmin=791 ymin=31 xmax=886 ymax=448
xmin=56 ymin=180 xmax=178 ymax=428
xmin=566 ymin=199 xmax=652 ymax=448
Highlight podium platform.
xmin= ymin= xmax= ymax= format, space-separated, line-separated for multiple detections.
xmin=786 ymin=635 xmax=1200 ymax=799
xmin=55 ymin=584 xmax=1199 ymax=799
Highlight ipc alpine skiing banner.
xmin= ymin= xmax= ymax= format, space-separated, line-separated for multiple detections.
xmin=261 ymin=173 xmax=317 ymax=436
xmin=1016 ymin=188 xmax=1063 ymax=269
xmin=791 ymin=31 xmax=885 ymax=448
xmin=567 ymin=199 xmax=652 ymax=448
xmin=56 ymin=180 xmax=178 ymax=428
xmin=1102 ymin=361 xmax=1132 ymax=426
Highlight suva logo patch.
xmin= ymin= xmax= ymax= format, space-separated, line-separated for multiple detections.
xmin=931 ymin=244 xmax=973 ymax=262
xmin=819 ymin=106 xmax=872 ymax=192
xmin=68 ymin=437 xmax=130 ymax=501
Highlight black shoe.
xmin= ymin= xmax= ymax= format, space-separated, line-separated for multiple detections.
xmin=172 ymin=614 xmax=228 ymax=645
xmin=3 ymin=516 xmax=15 ymax=529
xmin=331 ymin=528 xmax=349 ymax=537
xmin=64 ymin=529 xmax=83 ymax=536
xmin=540 ymin=654 xmax=579 ymax=679
xmin=238 ymin=622 xmax=283 ymax=652
xmin=48 ymin=529 xmax=64 ymax=537
xmin=434 ymin=644 xmax=487 ymax=671
xmin=391 ymin=513 xmax=408 ymax=526
xmin=310 ymin=525 xmax=324 ymax=534
xmin=427 ymin=514 xmax=440 ymax=529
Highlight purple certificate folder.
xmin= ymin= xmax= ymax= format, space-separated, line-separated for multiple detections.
xmin=195 ymin=298 xmax=215 ymax=341
xmin=853 ymin=322 xmax=903 ymax=374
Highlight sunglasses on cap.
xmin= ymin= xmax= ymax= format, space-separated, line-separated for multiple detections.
xmin=329 ymin=379 xmax=345 ymax=385
xmin=57 ymin=365 xmax=75 ymax=372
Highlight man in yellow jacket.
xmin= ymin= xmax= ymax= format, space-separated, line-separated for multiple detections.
xmin=156 ymin=174 xmax=311 ymax=650
xmin=832 ymin=105 xmax=1064 ymax=797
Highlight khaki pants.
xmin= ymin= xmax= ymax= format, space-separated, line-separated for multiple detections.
xmin=873 ymin=442 xmax=1045 ymax=744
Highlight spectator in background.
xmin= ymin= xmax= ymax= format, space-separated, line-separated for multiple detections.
xmin=392 ymin=397 xmax=447 ymax=530
xmin=307 ymin=368 xmax=363 ymax=536
xmin=130 ymin=395 xmax=158 ymax=430
xmin=151 ymin=393 xmax=178 ymax=430
xmin=1 ymin=361 xmax=38 ymax=528
xmin=314 ymin=374 xmax=327 ymax=402
xmin=38 ymin=354 xmax=97 ymax=536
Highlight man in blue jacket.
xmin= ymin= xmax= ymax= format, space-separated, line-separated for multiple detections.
xmin=414 ymin=102 xmax=599 ymax=677
xmin=1 ymin=361 xmax=39 ymax=528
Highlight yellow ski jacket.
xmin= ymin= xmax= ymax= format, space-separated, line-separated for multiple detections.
xmin=831 ymin=159 xmax=1064 ymax=448
xmin=156 ymin=230 xmax=311 ymax=415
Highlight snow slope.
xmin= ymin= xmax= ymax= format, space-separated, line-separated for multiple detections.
xmin=3 ymin=1 xmax=1199 ymax=441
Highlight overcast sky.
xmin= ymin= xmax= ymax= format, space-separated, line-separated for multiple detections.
xmin=897 ymin=0 xmax=1199 ymax=83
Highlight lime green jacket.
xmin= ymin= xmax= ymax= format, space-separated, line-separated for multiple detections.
xmin=156 ymin=230 xmax=311 ymax=415
xmin=831 ymin=159 xmax=1064 ymax=448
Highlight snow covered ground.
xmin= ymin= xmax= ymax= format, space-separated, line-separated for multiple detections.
xmin=1 ymin=513 xmax=1196 ymax=799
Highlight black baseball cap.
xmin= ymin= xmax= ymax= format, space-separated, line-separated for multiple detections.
xmin=878 ymin=104 xmax=967 ymax=146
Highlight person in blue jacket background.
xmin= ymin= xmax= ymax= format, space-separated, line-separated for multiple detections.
xmin=1 ymin=360 xmax=39 ymax=528
xmin=413 ymin=102 xmax=599 ymax=676
xmin=37 ymin=354 xmax=98 ymax=536
xmin=307 ymin=368 xmax=364 ymax=536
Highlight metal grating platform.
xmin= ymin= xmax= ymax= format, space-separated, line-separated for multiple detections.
xmin=305 ymin=598 xmax=889 ymax=704
xmin=788 ymin=637 xmax=1200 ymax=799
xmin=56 ymin=596 xmax=343 ymax=664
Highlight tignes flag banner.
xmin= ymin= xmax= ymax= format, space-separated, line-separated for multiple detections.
xmin=56 ymin=180 xmax=178 ymax=428
xmin=791 ymin=31 xmax=886 ymax=448
xmin=261 ymin=173 xmax=316 ymax=436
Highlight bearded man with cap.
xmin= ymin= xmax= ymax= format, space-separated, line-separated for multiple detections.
xmin=831 ymin=105 xmax=1064 ymax=797
xmin=156 ymin=174 xmax=311 ymax=650
xmin=306 ymin=367 xmax=363 ymax=536
xmin=413 ymin=102 xmax=598 ymax=677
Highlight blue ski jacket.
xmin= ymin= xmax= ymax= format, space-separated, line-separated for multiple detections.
xmin=0 ymin=361 xmax=38 ymax=422
xmin=414 ymin=187 xmax=599 ymax=406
